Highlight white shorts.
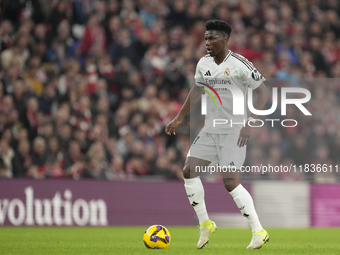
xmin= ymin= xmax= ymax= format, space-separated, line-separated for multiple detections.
xmin=187 ymin=131 xmax=246 ymax=169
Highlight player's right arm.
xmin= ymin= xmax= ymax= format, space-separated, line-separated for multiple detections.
xmin=165 ymin=57 xmax=205 ymax=135
xmin=165 ymin=85 xmax=204 ymax=135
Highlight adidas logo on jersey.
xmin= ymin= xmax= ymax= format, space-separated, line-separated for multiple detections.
xmin=204 ymin=70 xmax=211 ymax=76
xmin=228 ymin=161 xmax=235 ymax=167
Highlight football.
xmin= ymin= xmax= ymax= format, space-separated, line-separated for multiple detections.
xmin=143 ymin=225 xmax=171 ymax=249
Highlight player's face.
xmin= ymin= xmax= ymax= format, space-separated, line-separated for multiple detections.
xmin=204 ymin=31 xmax=227 ymax=56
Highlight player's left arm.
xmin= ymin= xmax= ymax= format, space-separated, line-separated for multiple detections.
xmin=237 ymin=83 xmax=269 ymax=147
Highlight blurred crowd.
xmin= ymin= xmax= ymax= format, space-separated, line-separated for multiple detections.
xmin=0 ymin=0 xmax=339 ymax=182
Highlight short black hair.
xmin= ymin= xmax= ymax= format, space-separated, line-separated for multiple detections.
xmin=205 ymin=20 xmax=232 ymax=38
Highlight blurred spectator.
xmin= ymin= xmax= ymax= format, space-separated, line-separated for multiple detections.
xmin=23 ymin=97 xmax=40 ymax=140
xmin=31 ymin=136 xmax=48 ymax=168
xmin=0 ymin=139 xmax=15 ymax=177
xmin=43 ymin=157 xmax=65 ymax=178
xmin=49 ymin=0 xmax=72 ymax=35
xmin=64 ymin=140 xmax=85 ymax=179
xmin=81 ymin=13 xmax=106 ymax=56
xmin=1 ymin=35 xmax=27 ymax=70
xmin=0 ymin=20 xmax=13 ymax=53
xmin=85 ymin=141 xmax=110 ymax=179
xmin=58 ymin=123 xmax=72 ymax=151
xmin=109 ymin=155 xmax=127 ymax=180
xmin=23 ymin=56 xmax=46 ymax=96
xmin=47 ymin=136 xmax=64 ymax=166
xmin=12 ymin=139 xmax=32 ymax=177
xmin=11 ymin=80 xmax=26 ymax=118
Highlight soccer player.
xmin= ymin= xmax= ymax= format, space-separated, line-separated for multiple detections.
xmin=165 ymin=20 xmax=269 ymax=249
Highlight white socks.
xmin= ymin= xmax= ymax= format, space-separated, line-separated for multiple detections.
xmin=184 ymin=177 xmax=209 ymax=225
xmin=229 ymin=184 xmax=263 ymax=232
xmin=184 ymin=179 xmax=262 ymax=232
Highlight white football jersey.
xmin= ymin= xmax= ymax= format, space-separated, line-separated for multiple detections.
xmin=194 ymin=50 xmax=266 ymax=134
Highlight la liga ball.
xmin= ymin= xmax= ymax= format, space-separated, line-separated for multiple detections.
xmin=143 ymin=225 xmax=171 ymax=249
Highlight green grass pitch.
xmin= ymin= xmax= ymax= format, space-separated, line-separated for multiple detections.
xmin=1 ymin=227 xmax=340 ymax=255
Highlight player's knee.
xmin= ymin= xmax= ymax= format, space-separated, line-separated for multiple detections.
xmin=183 ymin=158 xmax=202 ymax=179
xmin=183 ymin=164 xmax=191 ymax=179
xmin=223 ymin=178 xmax=239 ymax=192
